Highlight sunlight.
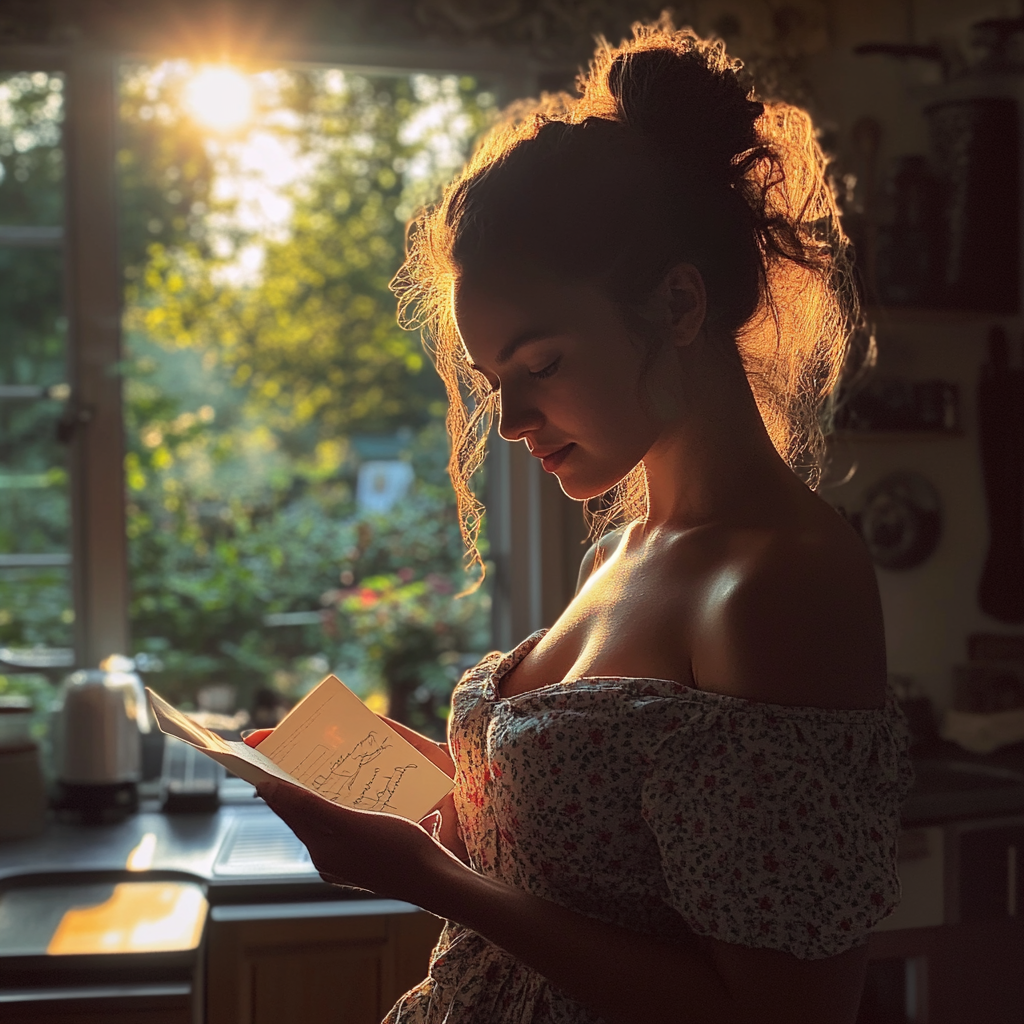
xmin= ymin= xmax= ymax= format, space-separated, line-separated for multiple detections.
xmin=184 ymin=66 xmax=253 ymax=133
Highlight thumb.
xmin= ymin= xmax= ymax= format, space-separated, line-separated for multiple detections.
xmin=419 ymin=809 xmax=442 ymax=841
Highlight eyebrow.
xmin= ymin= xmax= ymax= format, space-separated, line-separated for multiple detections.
xmin=467 ymin=329 xmax=555 ymax=373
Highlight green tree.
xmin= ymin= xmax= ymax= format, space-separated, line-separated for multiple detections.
xmin=119 ymin=66 xmax=496 ymax=719
xmin=0 ymin=72 xmax=71 ymax=649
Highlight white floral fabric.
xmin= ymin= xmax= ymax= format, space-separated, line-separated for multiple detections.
xmin=385 ymin=629 xmax=915 ymax=1024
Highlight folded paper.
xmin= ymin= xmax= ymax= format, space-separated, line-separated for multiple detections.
xmin=147 ymin=676 xmax=453 ymax=822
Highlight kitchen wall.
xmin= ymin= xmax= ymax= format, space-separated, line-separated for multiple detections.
xmin=802 ymin=0 xmax=1020 ymax=710
xmin=824 ymin=320 xmax=1000 ymax=709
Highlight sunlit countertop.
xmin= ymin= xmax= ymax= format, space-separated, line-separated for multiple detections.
xmin=0 ymin=780 xmax=414 ymax=1002
xmin=0 ymin=780 xmax=351 ymax=901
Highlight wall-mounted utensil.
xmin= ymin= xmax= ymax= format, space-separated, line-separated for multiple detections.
xmin=977 ymin=326 xmax=1024 ymax=622
xmin=850 ymin=116 xmax=882 ymax=302
xmin=926 ymin=97 xmax=1019 ymax=313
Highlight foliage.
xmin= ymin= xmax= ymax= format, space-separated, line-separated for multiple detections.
xmin=119 ymin=68 xmax=495 ymax=720
xmin=0 ymin=671 xmax=57 ymax=774
xmin=330 ymin=567 xmax=490 ymax=739
xmin=0 ymin=72 xmax=73 ymax=649
xmin=0 ymin=62 xmax=497 ymax=728
xmin=0 ymin=71 xmax=64 ymax=227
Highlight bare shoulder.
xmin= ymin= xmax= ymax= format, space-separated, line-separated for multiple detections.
xmin=687 ymin=503 xmax=887 ymax=710
xmin=575 ymin=524 xmax=628 ymax=596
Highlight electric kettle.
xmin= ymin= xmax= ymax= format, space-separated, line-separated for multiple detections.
xmin=53 ymin=655 xmax=151 ymax=821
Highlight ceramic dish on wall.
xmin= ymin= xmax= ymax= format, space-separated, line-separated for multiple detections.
xmin=853 ymin=470 xmax=943 ymax=570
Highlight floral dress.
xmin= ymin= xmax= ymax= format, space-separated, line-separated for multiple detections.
xmin=384 ymin=629 xmax=915 ymax=1024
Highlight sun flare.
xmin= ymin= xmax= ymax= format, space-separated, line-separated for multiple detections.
xmin=184 ymin=66 xmax=253 ymax=133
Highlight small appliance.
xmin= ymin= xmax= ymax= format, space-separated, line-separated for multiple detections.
xmin=53 ymin=655 xmax=151 ymax=821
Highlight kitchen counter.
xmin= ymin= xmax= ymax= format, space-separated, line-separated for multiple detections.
xmin=2 ymin=747 xmax=1021 ymax=1024
xmin=0 ymin=780 xmax=376 ymax=906
xmin=0 ymin=779 xmax=424 ymax=1020
xmin=1 ymin=744 xmax=1022 ymax=896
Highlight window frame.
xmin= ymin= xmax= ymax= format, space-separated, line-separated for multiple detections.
xmin=0 ymin=39 xmax=584 ymax=671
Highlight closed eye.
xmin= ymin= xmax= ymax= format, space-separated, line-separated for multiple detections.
xmin=530 ymin=357 xmax=561 ymax=380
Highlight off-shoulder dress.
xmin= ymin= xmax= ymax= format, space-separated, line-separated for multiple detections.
xmin=384 ymin=628 xmax=916 ymax=1024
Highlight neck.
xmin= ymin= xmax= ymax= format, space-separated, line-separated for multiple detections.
xmin=639 ymin=335 xmax=803 ymax=533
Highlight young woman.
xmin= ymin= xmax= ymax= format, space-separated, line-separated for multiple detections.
xmin=254 ymin=19 xmax=915 ymax=1024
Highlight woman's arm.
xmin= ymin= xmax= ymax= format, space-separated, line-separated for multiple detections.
xmin=432 ymin=855 xmax=869 ymax=1024
xmin=428 ymin=853 xmax=742 ymax=1024
xmin=255 ymin=778 xmax=728 ymax=1022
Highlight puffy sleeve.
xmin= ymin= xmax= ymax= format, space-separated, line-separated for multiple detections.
xmin=639 ymin=691 xmax=916 ymax=960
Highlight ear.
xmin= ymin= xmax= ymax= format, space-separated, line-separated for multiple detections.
xmin=661 ymin=263 xmax=706 ymax=348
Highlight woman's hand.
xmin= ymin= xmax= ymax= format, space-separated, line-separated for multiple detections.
xmin=242 ymin=728 xmax=273 ymax=747
xmin=256 ymin=776 xmax=460 ymax=903
xmin=245 ymin=718 xmax=467 ymax=861
xmin=420 ymin=790 xmax=469 ymax=863
xmin=378 ymin=715 xmax=455 ymax=777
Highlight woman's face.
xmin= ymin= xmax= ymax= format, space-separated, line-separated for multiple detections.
xmin=454 ymin=269 xmax=683 ymax=501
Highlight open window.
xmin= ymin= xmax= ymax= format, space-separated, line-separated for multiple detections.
xmin=0 ymin=40 xmax=584 ymax=747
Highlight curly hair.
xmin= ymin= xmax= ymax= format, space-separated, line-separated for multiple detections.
xmin=391 ymin=14 xmax=857 ymax=590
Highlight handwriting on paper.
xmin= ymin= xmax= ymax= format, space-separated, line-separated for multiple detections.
xmin=147 ymin=675 xmax=453 ymax=822
xmin=248 ymin=675 xmax=453 ymax=820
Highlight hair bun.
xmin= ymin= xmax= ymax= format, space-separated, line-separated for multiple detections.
xmin=607 ymin=46 xmax=763 ymax=185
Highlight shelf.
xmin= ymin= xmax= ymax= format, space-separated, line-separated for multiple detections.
xmin=864 ymin=306 xmax=1008 ymax=325
xmin=828 ymin=430 xmax=964 ymax=442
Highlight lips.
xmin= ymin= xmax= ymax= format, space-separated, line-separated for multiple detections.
xmin=535 ymin=443 xmax=575 ymax=472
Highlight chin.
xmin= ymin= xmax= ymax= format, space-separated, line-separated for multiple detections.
xmin=555 ymin=477 xmax=593 ymax=502
xmin=554 ymin=468 xmax=632 ymax=504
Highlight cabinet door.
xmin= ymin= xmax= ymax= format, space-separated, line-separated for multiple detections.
xmin=206 ymin=908 xmax=442 ymax=1024
xmin=959 ymin=825 xmax=1024 ymax=922
xmin=248 ymin=936 xmax=388 ymax=1024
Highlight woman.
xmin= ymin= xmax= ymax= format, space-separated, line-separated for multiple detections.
xmin=254 ymin=19 xmax=915 ymax=1024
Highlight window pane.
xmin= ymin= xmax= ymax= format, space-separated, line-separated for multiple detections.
xmin=0 ymin=71 xmax=70 ymax=653
xmin=0 ymin=72 xmax=64 ymax=226
xmin=0 ymin=247 xmax=65 ymax=386
xmin=0 ymin=399 xmax=69 ymax=552
xmin=118 ymin=63 xmax=495 ymax=737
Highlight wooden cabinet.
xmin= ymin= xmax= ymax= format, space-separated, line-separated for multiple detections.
xmin=859 ymin=818 xmax=1024 ymax=1024
xmin=0 ymin=986 xmax=194 ymax=1024
xmin=205 ymin=898 xmax=443 ymax=1024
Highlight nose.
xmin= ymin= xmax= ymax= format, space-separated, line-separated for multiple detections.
xmin=496 ymin=387 xmax=544 ymax=443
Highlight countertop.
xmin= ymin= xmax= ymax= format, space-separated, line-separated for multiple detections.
xmin=0 ymin=781 xmax=418 ymax=998
xmin=2 ymin=742 xmax=1024 ymax=895
xmin=0 ymin=743 xmax=1021 ymax=997
xmin=0 ymin=781 xmax=361 ymax=905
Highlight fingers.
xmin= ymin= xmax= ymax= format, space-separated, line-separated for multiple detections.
xmin=242 ymin=728 xmax=274 ymax=748
xmin=257 ymin=778 xmax=348 ymax=837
